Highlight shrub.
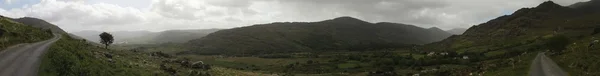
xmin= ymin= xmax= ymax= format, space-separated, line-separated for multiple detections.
xmin=592 ymin=27 xmax=600 ymax=35
xmin=544 ymin=35 xmax=570 ymax=52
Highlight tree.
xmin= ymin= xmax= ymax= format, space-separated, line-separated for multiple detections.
xmin=99 ymin=32 xmax=114 ymax=49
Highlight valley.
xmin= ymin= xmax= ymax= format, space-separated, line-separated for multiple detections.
xmin=1 ymin=0 xmax=600 ymax=76
xmin=111 ymin=1 xmax=600 ymax=75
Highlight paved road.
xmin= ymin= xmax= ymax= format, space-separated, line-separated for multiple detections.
xmin=0 ymin=34 xmax=61 ymax=76
xmin=529 ymin=52 xmax=568 ymax=76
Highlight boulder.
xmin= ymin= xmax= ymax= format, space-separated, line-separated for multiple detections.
xmin=191 ymin=61 xmax=211 ymax=70
xmin=160 ymin=64 xmax=177 ymax=75
xmin=192 ymin=61 xmax=204 ymax=65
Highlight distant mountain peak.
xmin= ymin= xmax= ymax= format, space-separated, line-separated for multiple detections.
xmin=16 ymin=17 xmax=44 ymax=21
xmin=327 ymin=16 xmax=369 ymax=23
xmin=536 ymin=1 xmax=563 ymax=9
xmin=428 ymin=27 xmax=442 ymax=30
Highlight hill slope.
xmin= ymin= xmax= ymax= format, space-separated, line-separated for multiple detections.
xmin=148 ymin=29 xmax=221 ymax=43
xmin=186 ymin=17 xmax=452 ymax=55
xmin=420 ymin=1 xmax=600 ymax=75
xmin=11 ymin=17 xmax=67 ymax=34
xmin=0 ymin=16 xmax=53 ymax=50
xmin=446 ymin=28 xmax=468 ymax=35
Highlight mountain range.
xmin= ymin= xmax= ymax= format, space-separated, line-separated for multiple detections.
xmin=185 ymin=17 xmax=453 ymax=55
xmin=71 ymin=29 xmax=220 ymax=44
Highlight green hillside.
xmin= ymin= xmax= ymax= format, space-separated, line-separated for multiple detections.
xmin=11 ymin=17 xmax=67 ymax=34
xmin=0 ymin=16 xmax=53 ymax=50
xmin=39 ymin=35 xmax=150 ymax=76
xmin=419 ymin=1 xmax=600 ymax=75
xmin=124 ymin=29 xmax=221 ymax=44
xmin=186 ymin=17 xmax=452 ymax=55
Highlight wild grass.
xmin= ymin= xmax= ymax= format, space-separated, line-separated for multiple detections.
xmin=39 ymin=35 xmax=151 ymax=76
xmin=0 ymin=17 xmax=52 ymax=51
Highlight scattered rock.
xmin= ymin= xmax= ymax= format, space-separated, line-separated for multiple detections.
xmin=188 ymin=70 xmax=210 ymax=76
xmin=191 ymin=61 xmax=211 ymax=70
xmin=104 ymin=53 xmax=113 ymax=59
xmin=107 ymin=59 xmax=115 ymax=63
xmin=151 ymin=52 xmax=172 ymax=58
xmin=160 ymin=64 xmax=177 ymax=75
xmin=179 ymin=60 xmax=191 ymax=67
xmin=192 ymin=61 xmax=204 ymax=65
xmin=162 ymin=59 xmax=177 ymax=63
xmin=191 ymin=61 xmax=204 ymax=68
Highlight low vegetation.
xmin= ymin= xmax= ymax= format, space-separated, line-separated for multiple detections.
xmin=39 ymin=35 xmax=150 ymax=76
xmin=40 ymin=35 xmax=250 ymax=76
xmin=31 ymin=0 xmax=600 ymax=75
xmin=0 ymin=16 xmax=52 ymax=51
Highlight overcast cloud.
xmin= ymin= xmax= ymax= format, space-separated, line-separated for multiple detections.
xmin=0 ymin=0 xmax=591 ymax=32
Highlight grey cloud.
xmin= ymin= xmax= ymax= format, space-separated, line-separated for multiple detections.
xmin=21 ymin=2 xmax=145 ymax=26
xmin=260 ymin=0 xmax=590 ymax=29
xmin=151 ymin=0 xmax=205 ymax=20
xmin=224 ymin=17 xmax=242 ymax=22
xmin=150 ymin=0 xmax=258 ymax=20
xmin=269 ymin=0 xmax=448 ymax=26
xmin=4 ymin=0 xmax=592 ymax=32
xmin=205 ymin=0 xmax=252 ymax=8
xmin=56 ymin=0 xmax=83 ymax=2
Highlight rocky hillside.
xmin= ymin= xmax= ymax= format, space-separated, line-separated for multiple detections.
xmin=420 ymin=1 xmax=600 ymax=75
xmin=186 ymin=17 xmax=452 ymax=55
xmin=424 ymin=1 xmax=583 ymax=51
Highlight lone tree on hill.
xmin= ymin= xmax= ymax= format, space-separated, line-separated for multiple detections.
xmin=99 ymin=32 xmax=114 ymax=49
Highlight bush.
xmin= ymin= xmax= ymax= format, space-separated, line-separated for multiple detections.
xmin=592 ymin=27 xmax=600 ymax=35
xmin=544 ymin=35 xmax=570 ymax=52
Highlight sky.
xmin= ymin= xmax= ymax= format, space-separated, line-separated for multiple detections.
xmin=0 ymin=0 xmax=591 ymax=32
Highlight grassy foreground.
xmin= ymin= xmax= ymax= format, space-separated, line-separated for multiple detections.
xmin=39 ymin=35 xmax=150 ymax=76
xmin=39 ymin=35 xmax=261 ymax=76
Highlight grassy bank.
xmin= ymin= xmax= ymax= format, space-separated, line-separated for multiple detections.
xmin=39 ymin=35 xmax=150 ymax=76
xmin=0 ymin=17 xmax=52 ymax=50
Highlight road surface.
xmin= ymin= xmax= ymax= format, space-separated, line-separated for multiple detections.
xmin=529 ymin=52 xmax=568 ymax=76
xmin=0 ymin=34 xmax=61 ymax=76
